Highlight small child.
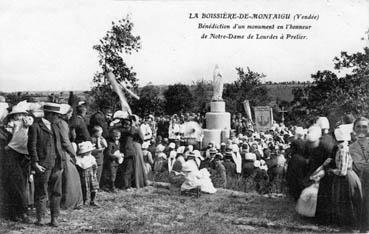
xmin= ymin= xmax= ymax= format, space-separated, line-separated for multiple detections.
xmin=76 ymin=141 xmax=99 ymax=206
xmin=91 ymin=126 xmax=108 ymax=184
xmin=103 ymin=129 xmax=124 ymax=192
xmin=154 ymin=144 xmax=167 ymax=172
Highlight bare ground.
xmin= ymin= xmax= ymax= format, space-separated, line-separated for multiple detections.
xmin=0 ymin=186 xmax=344 ymax=234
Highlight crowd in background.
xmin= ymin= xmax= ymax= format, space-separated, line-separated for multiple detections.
xmin=1 ymin=95 xmax=369 ymax=231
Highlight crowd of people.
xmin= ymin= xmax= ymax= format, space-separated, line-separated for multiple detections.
xmin=1 ymin=95 xmax=369 ymax=231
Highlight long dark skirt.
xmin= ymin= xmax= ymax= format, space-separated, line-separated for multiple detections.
xmin=315 ymin=172 xmax=334 ymax=224
xmin=133 ymin=142 xmax=148 ymax=189
xmin=61 ymin=155 xmax=83 ymax=210
xmin=286 ymin=154 xmax=308 ymax=201
xmin=331 ymin=170 xmax=362 ymax=228
xmin=115 ymin=157 xmax=134 ymax=189
xmin=2 ymin=148 xmax=29 ymax=219
xmin=115 ymin=143 xmax=148 ymax=189
xmin=354 ymin=163 xmax=369 ymax=231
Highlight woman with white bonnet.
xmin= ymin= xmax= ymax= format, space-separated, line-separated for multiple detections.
xmin=305 ymin=125 xmax=335 ymax=224
xmin=349 ymin=117 xmax=369 ymax=232
xmin=181 ymin=158 xmax=216 ymax=194
xmin=328 ymin=125 xmax=362 ymax=229
xmin=316 ymin=117 xmax=336 ymax=156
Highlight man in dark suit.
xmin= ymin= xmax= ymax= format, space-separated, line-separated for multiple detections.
xmin=89 ymin=105 xmax=112 ymax=139
xmin=75 ymin=104 xmax=91 ymax=144
xmin=28 ymin=103 xmax=66 ymax=227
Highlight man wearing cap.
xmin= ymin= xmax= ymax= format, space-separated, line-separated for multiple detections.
xmin=28 ymin=102 xmax=66 ymax=226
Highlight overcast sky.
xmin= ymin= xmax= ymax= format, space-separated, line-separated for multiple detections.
xmin=0 ymin=0 xmax=368 ymax=92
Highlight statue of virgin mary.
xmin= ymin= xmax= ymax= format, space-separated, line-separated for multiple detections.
xmin=212 ymin=65 xmax=223 ymax=101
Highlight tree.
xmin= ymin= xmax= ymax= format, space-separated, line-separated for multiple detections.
xmin=291 ymin=46 xmax=369 ymax=126
xmin=163 ymin=84 xmax=193 ymax=114
xmin=132 ymin=85 xmax=165 ymax=116
xmin=223 ymin=67 xmax=271 ymax=114
xmin=91 ymin=16 xmax=141 ymax=112
xmin=191 ymin=80 xmax=212 ymax=114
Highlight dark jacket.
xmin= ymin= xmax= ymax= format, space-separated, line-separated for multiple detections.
xmin=75 ymin=115 xmax=91 ymax=144
xmin=89 ymin=111 xmax=109 ymax=139
xmin=54 ymin=119 xmax=77 ymax=162
xmin=104 ymin=141 xmax=120 ymax=165
xmin=28 ymin=118 xmax=66 ymax=170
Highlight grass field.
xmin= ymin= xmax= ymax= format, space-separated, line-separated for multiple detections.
xmin=0 ymin=186 xmax=343 ymax=234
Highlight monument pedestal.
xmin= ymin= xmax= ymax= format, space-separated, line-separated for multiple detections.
xmin=203 ymin=101 xmax=231 ymax=146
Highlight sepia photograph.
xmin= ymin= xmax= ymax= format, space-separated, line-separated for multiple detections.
xmin=0 ymin=0 xmax=368 ymax=233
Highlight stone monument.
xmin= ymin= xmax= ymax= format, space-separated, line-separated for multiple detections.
xmin=202 ymin=65 xmax=231 ymax=147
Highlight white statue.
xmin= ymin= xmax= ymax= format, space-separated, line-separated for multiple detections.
xmin=212 ymin=65 xmax=223 ymax=101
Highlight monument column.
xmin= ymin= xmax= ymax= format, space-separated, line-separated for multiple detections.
xmin=202 ymin=65 xmax=231 ymax=147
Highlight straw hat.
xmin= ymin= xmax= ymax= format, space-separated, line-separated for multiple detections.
xmin=78 ymin=141 xmax=95 ymax=154
xmin=43 ymin=102 xmax=62 ymax=114
xmin=8 ymin=101 xmax=29 ymax=116
xmin=59 ymin=104 xmax=72 ymax=115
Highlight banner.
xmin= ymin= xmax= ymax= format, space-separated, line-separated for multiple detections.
xmin=242 ymin=100 xmax=252 ymax=122
xmin=254 ymin=106 xmax=273 ymax=132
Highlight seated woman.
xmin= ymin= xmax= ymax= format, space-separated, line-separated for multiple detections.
xmin=168 ymin=146 xmax=186 ymax=187
xmin=181 ymin=159 xmax=216 ymax=194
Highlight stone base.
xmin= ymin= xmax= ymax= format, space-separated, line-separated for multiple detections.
xmin=203 ymin=129 xmax=222 ymax=147
xmin=205 ymin=112 xmax=231 ymax=130
xmin=210 ymin=101 xmax=225 ymax=112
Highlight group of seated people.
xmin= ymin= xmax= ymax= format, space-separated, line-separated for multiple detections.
xmin=148 ymin=128 xmax=290 ymax=195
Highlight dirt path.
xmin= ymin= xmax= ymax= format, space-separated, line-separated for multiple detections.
xmin=0 ymin=187 xmax=342 ymax=233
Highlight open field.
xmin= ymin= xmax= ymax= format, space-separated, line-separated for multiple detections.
xmin=0 ymin=186 xmax=343 ymax=234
